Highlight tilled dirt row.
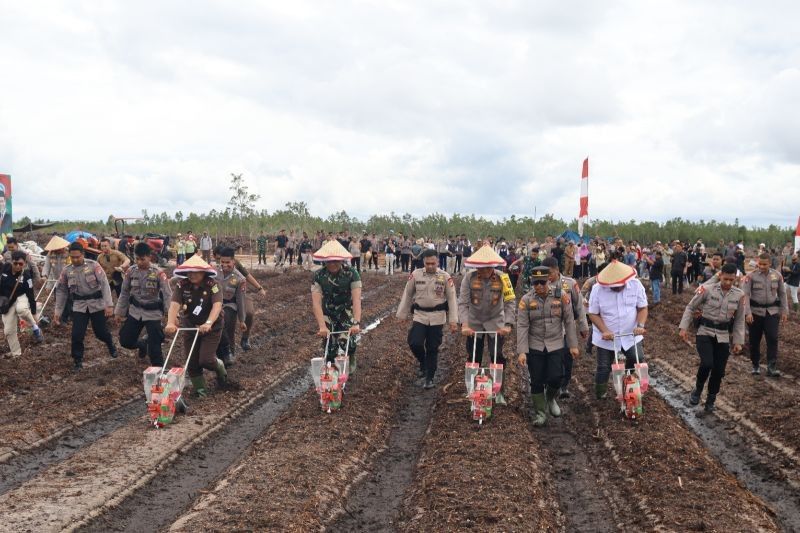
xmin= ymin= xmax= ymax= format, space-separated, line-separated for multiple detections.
xmin=0 ymin=269 xmax=303 ymax=457
xmin=556 ymin=350 xmax=779 ymax=532
xmin=0 ymin=274 xmax=406 ymax=532
xmin=168 ymin=316 xmax=420 ymax=532
xmin=396 ymin=340 xmax=564 ymax=532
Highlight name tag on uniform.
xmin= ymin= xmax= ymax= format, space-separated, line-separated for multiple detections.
xmin=27 ymin=279 xmax=33 ymax=288
xmin=192 ymin=304 xmax=203 ymax=316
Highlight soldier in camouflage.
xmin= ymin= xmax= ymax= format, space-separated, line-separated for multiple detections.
xmin=311 ymin=241 xmax=362 ymax=372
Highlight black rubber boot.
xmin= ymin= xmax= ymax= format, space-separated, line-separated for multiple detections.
xmin=240 ymin=336 xmax=251 ymax=351
xmin=704 ymin=393 xmax=716 ymax=413
xmin=689 ymin=389 xmax=701 ymax=406
xmin=766 ymin=363 xmax=781 ymax=378
xmin=73 ymin=359 xmax=83 ymax=372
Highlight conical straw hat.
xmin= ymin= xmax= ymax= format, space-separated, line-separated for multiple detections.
xmin=312 ymin=240 xmax=352 ymax=262
xmin=463 ymin=245 xmax=505 ymax=268
xmin=597 ymin=260 xmax=636 ymax=287
xmin=174 ymin=254 xmax=217 ymax=277
xmin=44 ymin=235 xmax=70 ymax=252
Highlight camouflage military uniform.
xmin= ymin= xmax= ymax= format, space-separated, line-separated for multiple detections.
xmin=518 ymin=255 xmax=542 ymax=293
xmin=312 ymin=265 xmax=362 ymax=361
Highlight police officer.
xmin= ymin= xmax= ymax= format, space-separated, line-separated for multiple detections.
xmin=517 ymin=266 xmax=579 ymax=425
xmin=679 ymin=263 xmax=745 ymax=412
xmin=98 ymin=238 xmax=130 ymax=298
xmin=165 ymin=255 xmax=228 ymax=397
xmin=212 ymin=246 xmax=266 ymax=352
xmin=701 ymin=252 xmax=723 ymax=283
xmin=458 ymin=245 xmax=516 ymax=405
xmin=397 ymin=249 xmax=458 ymax=389
xmin=742 ymin=252 xmax=789 ymax=376
xmin=53 ymin=242 xmax=117 ymax=371
xmin=215 ymin=247 xmax=248 ymax=367
xmin=114 ymin=242 xmax=172 ymax=366
xmin=541 ymin=257 xmax=589 ymax=399
xmin=311 ymin=240 xmax=362 ymax=372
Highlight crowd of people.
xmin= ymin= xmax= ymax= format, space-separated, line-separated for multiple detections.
xmin=0 ymin=228 xmax=798 ymax=422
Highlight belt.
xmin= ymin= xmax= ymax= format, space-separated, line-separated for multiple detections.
xmin=130 ymin=296 xmax=163 ymax=311
xmin=749 ymin=299 xmax=780 ymax=308
xmin=73 ymin=291 xmax=103 ymax=301
xmin=412 ymin=302 xmax=449 ymax=312
xmin=698 ymin=317 xmax=733 ymax=330
xmin=223 ymin=298 xmax=236 ymax=305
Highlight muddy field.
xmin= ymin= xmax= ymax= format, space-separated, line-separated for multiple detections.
xmin=1 ymin=270 xmax=799 ymax=532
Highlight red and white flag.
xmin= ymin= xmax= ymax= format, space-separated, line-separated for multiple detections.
xmin=794 ymin=215 xmax=800 ymax=253
xmin=578 ymin=158 xmax=589 ymax=237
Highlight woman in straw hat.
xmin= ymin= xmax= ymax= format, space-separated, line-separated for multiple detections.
xmin=457 ymin=245 xmax=517 ymax=405
xmin=311 ymin=240 xmax=362 ymax=372
xmin=586 ymin=260 xmax=648 ymax=399
xmin=165 ymin=255 xmax=230 ymax=397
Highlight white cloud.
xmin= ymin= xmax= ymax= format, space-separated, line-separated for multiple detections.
xmin=0 ymin=0 xmax=798 ymax=228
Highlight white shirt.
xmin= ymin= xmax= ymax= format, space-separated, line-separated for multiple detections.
xmin=588 ymin=278 xmax=648 ymax=351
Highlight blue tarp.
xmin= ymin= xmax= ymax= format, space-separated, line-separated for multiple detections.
xmin=65 ymin=230 xmax=95 ymax=243
xmin=558 ymin=230 xmax=591 ymax=244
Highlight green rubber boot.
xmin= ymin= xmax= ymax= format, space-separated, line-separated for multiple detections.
xmin=215 ymin=358 xmax=229 ymax=387
xmin=494 ymin=380 xmax=507 ymax=406
xmin=531 ymin=393 xmax=548 ymax=427
xmin=349 ymin=354 xmax=357 ymax=376
xmin=595 ymin=383 xmax=608 ymax=400
xmin=546 ymin=387 xmax=561 ymax=417
xmin=190 ymin=375 xmax=208 ymax=398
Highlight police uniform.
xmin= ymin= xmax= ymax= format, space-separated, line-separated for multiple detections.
xmin=679 ymin=281 xmax=746 ymax=410
xmin=55 ymin=259 xmax=116 ymax=368
xmin=215 ymin=266 xmax=247 ymax=366
xmin=312 ymin=264 xmax=362 ymax=362
xmin=42 ymin=253 xmax=68 ymax=281
xmin=396 ymin=267 xmax=458 ymax=384
xmin=549 ymin=274 xmax=588 ymax=396
xmin=457 ymin=269 xmax=516 ymax=368
xmin=172 ymin=277 xmax=225 ymax=379
xmin=115 ymin=264 xmax=172 ymax=366
xmin=742 ymin=267 xmax=788 ymax=375
xmin=517 ymin=267 xmax=579 ymax=424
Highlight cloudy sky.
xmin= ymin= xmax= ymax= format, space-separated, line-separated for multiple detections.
xmin=1 ymin=1 xmax=798 ymax=227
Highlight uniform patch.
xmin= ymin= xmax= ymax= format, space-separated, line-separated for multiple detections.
xmin=500 ymin=273 xmax=515 ymax=302
xmin=447 ymin=277 xmax=454 ymax=287
xmin=695 ymin=285 xmax=706 ymax=295
xmin=211 ymin=286 xmax=219 ymax=294
xmin=519 ymin=300 xmax=527 ymax=310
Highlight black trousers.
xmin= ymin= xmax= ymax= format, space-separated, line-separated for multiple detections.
xmin=749 ymin=313 xmax=780 ymax=365
xmin=455 ymin=255 xmax=462 ymax=272
xmin=408 ymin=322 xmax=443 ymax=380
xmin=110 ymin=271 xmax=124 ymax=297
xmin=695 ymin=335 xmax=730 ymax=395
xmin=119 ymin=315 xmax=165 ymax=365
xmin=465 ymin=334 xmax=505 ymax=366
xmin=400 ymin=254 xmax=410 ymax=272
xmin=671 ymin=272 xmax=684 ymax=294
xmin=560 ymin=338 xmax=574 ymax=389
xmin=71 ymin=310 xmax=114 ymax=362
xmin=217 ymin=307 xmax=237 ymax=357
xmin=351 ymin=257 xmax=361 ymax=271
xmin=371 ymin=253 xmax=379 ymax=269
xmin=438 ymin=253 xmax=448 ymax=270
xmin=526 ymin=348 xmax=564 ymax=394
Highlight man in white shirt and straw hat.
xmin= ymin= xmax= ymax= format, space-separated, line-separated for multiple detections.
xmin=311 ymin=239 xmax=362 ymax=373
xmin=457 ymin=244 xmax=517 ymax=405
xmin=587 ymin=260 xmax=648 ymax=399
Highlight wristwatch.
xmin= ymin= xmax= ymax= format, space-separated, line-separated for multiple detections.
xmin=205 ymin=319 xmax=213 ymax=325
xmin=636 ymin=322 xmax=646 ymax=328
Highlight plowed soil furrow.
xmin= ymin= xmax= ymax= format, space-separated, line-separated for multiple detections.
xmin=327 ymin=332 xmax=458 ymax=532
xmin=168 ymin=317 xmax=418 ymax=532
xmin=557 ymin=332 xmax=780 ymax=532
xmin=0 ymin=274 xmax=405 ymax=532
xmin=0 ymin=270 xmax=304 ymax=456
xmin=396 ymin=339 xmax=564 ymax=532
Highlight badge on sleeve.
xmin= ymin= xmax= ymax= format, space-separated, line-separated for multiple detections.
xmin=211 ymin=285 xmax=219 ymax=294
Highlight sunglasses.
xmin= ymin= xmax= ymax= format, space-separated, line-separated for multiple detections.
xmin=532 ymin=279 xmax=548 ymax=286
xmin=12 ymin=261 xmax=26 ymax=267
